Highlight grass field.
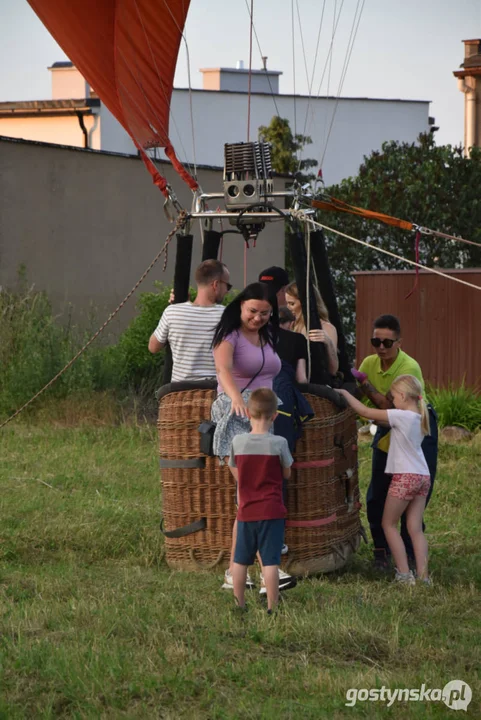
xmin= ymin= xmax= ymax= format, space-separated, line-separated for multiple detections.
xmin=1 ymin=415 xmax=480 ymax=719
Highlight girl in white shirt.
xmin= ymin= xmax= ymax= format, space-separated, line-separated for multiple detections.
xmin=336 ymin=375 xmax=431 ymax=585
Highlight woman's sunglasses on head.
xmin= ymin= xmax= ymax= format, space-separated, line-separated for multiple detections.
xmin=370 ymin=337 xmax=398 ymax=349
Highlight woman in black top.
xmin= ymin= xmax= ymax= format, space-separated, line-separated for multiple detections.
xmin=277 ymin=306 xmax=308 ymax=383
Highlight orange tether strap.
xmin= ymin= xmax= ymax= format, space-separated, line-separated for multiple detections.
xmin=311 ymin=196 xmax=413 ymax=231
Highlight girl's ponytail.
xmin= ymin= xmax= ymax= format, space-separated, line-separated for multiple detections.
xmin=418 ymin=396 xmax=430 ymax=436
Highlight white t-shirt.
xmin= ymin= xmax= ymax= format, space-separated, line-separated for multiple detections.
xmin=154 ymin=302 xmax=224 ymax=383
xmin=385 ymin=409 xmax=429 ymax=476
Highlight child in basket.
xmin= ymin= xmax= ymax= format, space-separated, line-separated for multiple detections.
xmin=229 ymin=388 xmax=294 ymax=612
xmin=336 ymin=374 xmax=431 ymax=585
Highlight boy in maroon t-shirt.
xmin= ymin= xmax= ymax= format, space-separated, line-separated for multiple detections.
xmin=229 ymin=388 xmax=294 ymax=612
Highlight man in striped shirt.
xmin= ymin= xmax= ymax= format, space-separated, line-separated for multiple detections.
xmin=148 ymin=260 xmax=230 ymax=383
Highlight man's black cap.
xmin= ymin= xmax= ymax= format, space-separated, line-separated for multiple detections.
xmin=258 ymin=266 xmax=289 ymax=293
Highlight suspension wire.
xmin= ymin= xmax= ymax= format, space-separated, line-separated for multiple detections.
xmin=184 ymin=31 xmax=198 ymax=178
xmin=303 ymin=0 xmax=345 ymax=154
xmin=293 ymin=0 xmax=313 ymax=174
xmin=247 ymin=0 xmax=254 ymax=143
xmin=295 ymin=0 xmax=311 ymax=92
xmin=179 ymin=0 xmax=198 ymax=178
xmin=243 ymin=0 xmax=280 ymax=117
xmin=305 ymin=220 xmax=312 ymax=382
xmin=291 ymin=0 xmax=298 ymax=159
xmin=326 ymin=0 xmax=337 ymax=100
xmin=301 ymin=216 xmax=481 ymax=293
xmin=160 ymin=0 xmax=199 ymax=177
xmin=320 ymin=0 xmax=366 ymax=168
xmin=417 ymin=226 xmax=481 ymax=249
xmin=0 ymin=213 xmax=189 ymax=431
xmin=298 ymin=0 xmax=327 ymax=165
xmin=245 ymin=0 xmax=255 ymax=287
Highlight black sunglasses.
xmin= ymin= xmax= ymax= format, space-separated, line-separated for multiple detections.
xmin=370 ymin=337 xmax=398 ymax=349
xmin=223 ymin=280 xmax=233 ymax=292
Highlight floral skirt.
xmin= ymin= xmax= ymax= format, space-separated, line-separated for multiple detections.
xmin=388 ymin=473 xmax=430 ymax=501
xmin=211 ymin=391 xmax=278 ymax=461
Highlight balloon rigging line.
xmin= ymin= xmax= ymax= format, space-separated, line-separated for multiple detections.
xmin=297 ymin=0 xmax=327 ymax=172
xmin=302 ymin=217 xmax=481 ymax=293
xmin=320 ymin=0 xmax=366 ymax=168
xmin=243 ymin=0 xmax=280 ymax=117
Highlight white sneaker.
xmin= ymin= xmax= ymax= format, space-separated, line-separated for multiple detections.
xmin=281 ymin=544 xmax=289 ymax=555
xmin=394 ymin=569 xmax=415 ymax=586
xmin=259 ymin=568 xmax=297 ymax=595
xmin=221 ymin=568 xmax=255 ymax=590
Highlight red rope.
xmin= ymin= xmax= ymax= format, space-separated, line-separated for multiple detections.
xmin=405 ymin=229 xmax=421 ymax=299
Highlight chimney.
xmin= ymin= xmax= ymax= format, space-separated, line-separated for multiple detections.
xmin=48 ymin=61 xmax=90 ymax=99
xmin=453 ymin=40 xmax=481 ymax=156
xmin=200 ymin=64 xmax=282 ymax=93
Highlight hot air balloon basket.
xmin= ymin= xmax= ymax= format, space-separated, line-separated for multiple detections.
xmin=157 ymin=382 xmax=363 ymax=574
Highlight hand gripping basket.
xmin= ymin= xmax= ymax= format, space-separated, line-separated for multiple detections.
xmin=157 ymin=381 xmax=364 ymax=573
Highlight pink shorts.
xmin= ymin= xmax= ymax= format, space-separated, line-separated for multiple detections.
xmin=388 ymin=473 xmax=430 ymax=501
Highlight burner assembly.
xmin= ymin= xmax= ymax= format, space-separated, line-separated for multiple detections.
xmin=223 ymin=141 xmax=276 ymax=242
xmin=223 ymin=141 xmax=274 ymax=210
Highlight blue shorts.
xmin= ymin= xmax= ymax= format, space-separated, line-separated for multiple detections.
xmin=234 ymin=519 xmax=285 ymax=567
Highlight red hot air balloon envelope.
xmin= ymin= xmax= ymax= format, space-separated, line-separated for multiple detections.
xmin=27 ymin=0 xmax=199 ymax=197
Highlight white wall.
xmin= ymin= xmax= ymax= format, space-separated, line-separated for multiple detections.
xmin=167 ymin=90 xmax=430 ymax=186
xmin=99 ymin=104 xmax=136 ymax=154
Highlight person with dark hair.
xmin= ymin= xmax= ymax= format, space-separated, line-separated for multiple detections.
xmin=285 ymin=281 xmax=339 ymax=378
xmin=353 ymin=314 xmax=438 ymax=571
xmin=211 ymin=282 xmax=296 ymax=594
xmin=148 ymin=260 xmax=230 ymax=382
xmin=273 ymin=307 xmax=313 ymax=453
xmin=211 ymin=282 xmax=280 ymax=456
xmin=258 ymin=266 xmax=290 ymax=306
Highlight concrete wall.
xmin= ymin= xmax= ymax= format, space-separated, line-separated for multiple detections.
xmin=0 ymin=137 xmax=285 ymax=336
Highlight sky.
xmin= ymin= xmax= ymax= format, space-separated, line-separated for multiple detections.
xmin=0 ymin=0 xmax=480 ymax=148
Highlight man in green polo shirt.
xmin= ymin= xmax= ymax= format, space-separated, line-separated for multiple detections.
xmin=355 ymin=314 xmax=438 ymax=570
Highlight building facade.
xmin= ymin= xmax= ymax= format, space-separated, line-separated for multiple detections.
xmin=0 ymin=62 xmax=432 ymax=187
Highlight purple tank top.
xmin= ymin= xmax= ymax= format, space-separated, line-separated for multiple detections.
xmin=217 ymin=330 xmax=281 ymax=394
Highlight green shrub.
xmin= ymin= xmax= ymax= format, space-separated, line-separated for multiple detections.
xmin=112 ymin=282 xmax=172 ymax=394
xmin=0 ymin=283 xmax=123 ymax=417
xmin=427 ymin=380 xmax=481 ymax=432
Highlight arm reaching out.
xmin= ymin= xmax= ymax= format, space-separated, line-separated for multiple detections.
xmin=213 ymin=341 xmax=247 ymax=417
xmin=336 ymin=389 xmax=390 ymax=425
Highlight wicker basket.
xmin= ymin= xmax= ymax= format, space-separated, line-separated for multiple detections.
xmin=158 ymin=382 xmax=363 ymax=573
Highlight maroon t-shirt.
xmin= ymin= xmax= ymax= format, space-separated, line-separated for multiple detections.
xmin=229 ymin=433 xmax=293 ymax=521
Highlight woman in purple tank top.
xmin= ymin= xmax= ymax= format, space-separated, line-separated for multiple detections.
xmin=211 ymin=283 xmax=285 ymax=592
xmin=211 ymin=282 xmax=281 ymax=459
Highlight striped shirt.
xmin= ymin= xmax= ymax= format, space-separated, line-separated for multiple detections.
xmin=154 ymin=302 xmax=224 ymax=383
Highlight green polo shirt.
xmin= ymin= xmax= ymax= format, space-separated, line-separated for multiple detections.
xmin=359 ymin=349 xmax=424 ymax=396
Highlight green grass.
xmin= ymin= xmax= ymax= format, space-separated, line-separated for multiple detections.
xmin=1 ymin=422 xmax=480 ymax=718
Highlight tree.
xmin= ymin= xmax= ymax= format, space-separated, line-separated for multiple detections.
xmin=258 ymin=116 xmax=318 ymax=182
xmin=320 ymin=133 xmax=481 ymax=355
